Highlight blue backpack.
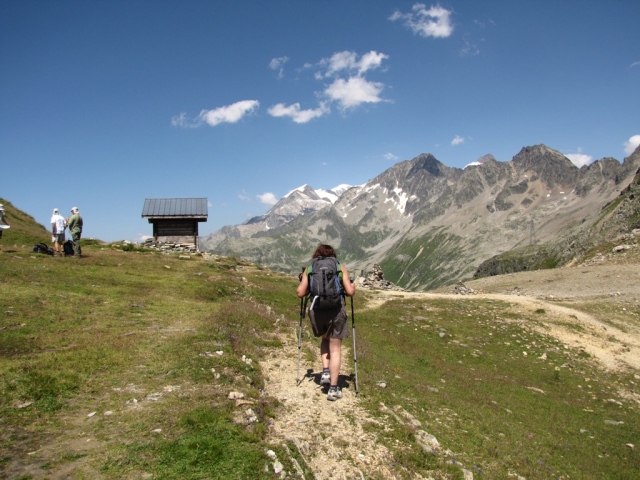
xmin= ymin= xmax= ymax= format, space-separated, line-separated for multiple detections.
xmin=307 ymin=256 xmax=344 ymax=310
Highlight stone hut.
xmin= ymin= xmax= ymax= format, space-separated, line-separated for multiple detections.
xmin=141 ymin=198 xmax=208 ymax=249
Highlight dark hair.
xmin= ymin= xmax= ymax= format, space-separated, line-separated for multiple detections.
xmin=312 ymin=244 xmax=336 ymax=259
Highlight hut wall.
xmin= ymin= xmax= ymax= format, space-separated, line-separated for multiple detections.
xmin=152 ymin=219 xmax=199 ymax=247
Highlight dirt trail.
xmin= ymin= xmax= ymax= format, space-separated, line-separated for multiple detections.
xmin=262 ymin=328 xmax=395 ymax=479
xmin=367 ymin=289 xmax=640 ymax=372
xmin=262 ymin=264 xmax=640 ymax=478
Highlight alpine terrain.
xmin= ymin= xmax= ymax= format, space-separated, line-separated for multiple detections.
xmin=200 ymin=144 xmax=640 ymax=290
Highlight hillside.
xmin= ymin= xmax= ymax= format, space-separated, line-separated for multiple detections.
xmin=202 ymin=144 xmax=640 ymax=291
xmin=0 ymin=198 xmax=52 ymax=247
xmin=2 ymin=202 xmax=639 ymax=479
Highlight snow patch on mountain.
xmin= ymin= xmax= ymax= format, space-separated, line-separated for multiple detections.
xmin=284 ymin=184 xmax=352 ymax=204
xmin=384 ymin=187 xmax=410 ymax=214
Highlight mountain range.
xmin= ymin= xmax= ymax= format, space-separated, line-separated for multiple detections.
xmin=200 ymin=144 xmax=640 ymax=290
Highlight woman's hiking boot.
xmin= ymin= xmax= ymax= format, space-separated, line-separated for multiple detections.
xmin=327 ymin=386 xmax=343 ymax=401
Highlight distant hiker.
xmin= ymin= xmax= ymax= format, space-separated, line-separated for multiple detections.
xmin=0 ymin=204 xmax=8 ymax=240
xmin=297 ymin=244 xmax=356 ymax=401
xmin=50 ymin=208 xmax=67 ymax=256
xmin=67 ymin=206 xmax=83 ymax=257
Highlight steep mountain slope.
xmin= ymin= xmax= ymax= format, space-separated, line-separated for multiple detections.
xmin=203 ymin=145 xmax=639 ymax=290
xmin=474 ymin=158 xmax=640 ymax=279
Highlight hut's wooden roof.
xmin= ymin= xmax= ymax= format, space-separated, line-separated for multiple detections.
xmin=141 ymin=198 xmax=208 ymax=219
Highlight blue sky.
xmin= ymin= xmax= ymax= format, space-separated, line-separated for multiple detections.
xmin=1 ymin=1 xmax=639 ymax=243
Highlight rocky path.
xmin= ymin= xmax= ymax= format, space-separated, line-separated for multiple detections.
xmin=261 ymin=327 xmax=395 ymax=479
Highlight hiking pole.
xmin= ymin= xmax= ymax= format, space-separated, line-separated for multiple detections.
xmin=296 ymin=296 xmax=307 ymax=385
xmin=350 ymin=295 xmax=359 ymax=397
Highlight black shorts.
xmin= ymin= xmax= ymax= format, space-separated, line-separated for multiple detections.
xmin=309 ymin=305 xmax=349 ymax=339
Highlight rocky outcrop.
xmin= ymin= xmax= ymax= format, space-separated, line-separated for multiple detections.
xmin=356 ymin=264 xmax=406 ymax=291
xmin=141 ymin=239 xmax=199 ymax=254
xmin=451 ymin=282 xmax=477 ymax=295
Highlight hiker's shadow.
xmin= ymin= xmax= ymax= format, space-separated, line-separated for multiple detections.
xmin=303 ymin=368 xmax=354 ymax=393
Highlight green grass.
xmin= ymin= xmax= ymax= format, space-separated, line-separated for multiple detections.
xmin=0 ymin=197 xmax=52 ymax=248
xmin=0 ymin=243 xmax=298 ymax=478
xmin=2 ymin=228 xmax=639 ymax=478
xmin=354 ymin=297 xmax=640 ymax=479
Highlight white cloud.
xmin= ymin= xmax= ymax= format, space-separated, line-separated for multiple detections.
xmin=324 ymin=77 xmax=385 ymax=109
xmin=624 ymin=134 xmax=640 ymax=156
xmin=565 ymin=148 xmax=593 ymax=167
xmin=451 ymin=135 xmax=464 ymax=146
xmin=390 ymin=3 xmax=454 ymax=38
xmin=268 ymin=50 xmax=390 ymax=123
xmin=385 ymin=152 xmax=399 ymax=161
xmin=199 ymin=100 xmax=260 ymax=127
xmin=321 ymin=50 xmax=389 ymax=77
xmin=171 ymin=112 xmax=195 ymax=128
xmin=323 ymin=51 xmax=357 ymax=76
xmin=357 ymin=51 xmax=389 ymax=75
xmin=238 ymin=190 xmax=251 ymax=202
xmin=207 ymin=201 xmax=213 ymax=208
xmin=630 ymin=60 xmax=640 ymax=68
xmin=172 ymin=100 xmax=259 ymax=128
xmin=268 ymin=102 xmax=329 ymax=123
xmin=257 ymin=192 xmax=278 ymax=206
xmin=269 ymin=56 xmax=289 ymax=79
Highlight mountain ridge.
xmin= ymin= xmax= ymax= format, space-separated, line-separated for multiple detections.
xmin=203 ymin=183 xmax=354 ymax=250
xmin=201 ymin=144 xmax=640 ymax=290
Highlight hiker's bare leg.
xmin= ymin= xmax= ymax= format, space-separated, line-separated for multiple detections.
xmin=320 ymin=337 xmax=330 ymax=370
xmin=329 ymin=338 xmax=342 ymax=385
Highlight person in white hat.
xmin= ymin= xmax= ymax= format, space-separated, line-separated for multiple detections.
xmin=67 ymin=206 xmax=83 ymax=256
xmin=0 ymin=204 xmax=9 ymax=241
xmin=50 ymin=208 xmax=67 ymax=256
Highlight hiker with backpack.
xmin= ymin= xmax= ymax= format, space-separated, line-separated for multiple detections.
xmin=50 ymin=208 xmax=67 ymax=256
xmin=296 ymin=244 xmax=356 ymax=401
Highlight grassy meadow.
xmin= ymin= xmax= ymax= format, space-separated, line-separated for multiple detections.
xmin=0 ymin=202 xmax=638 ymax=479
xmin=356 ymin=296 xmax=639 ymax=479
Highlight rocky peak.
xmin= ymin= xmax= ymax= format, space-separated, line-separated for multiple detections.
xmin=477 ymin=153 xmax=497 ymax=164
xmin=512 ymin=144 xmax=578 ymax=188
xmin=465 ymin=154 xmax=497 ymax=169
xmin=407 ymin=153 xmax=447 ymax=178
xmin=284 ymin=184 xmax=322 ymax=200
